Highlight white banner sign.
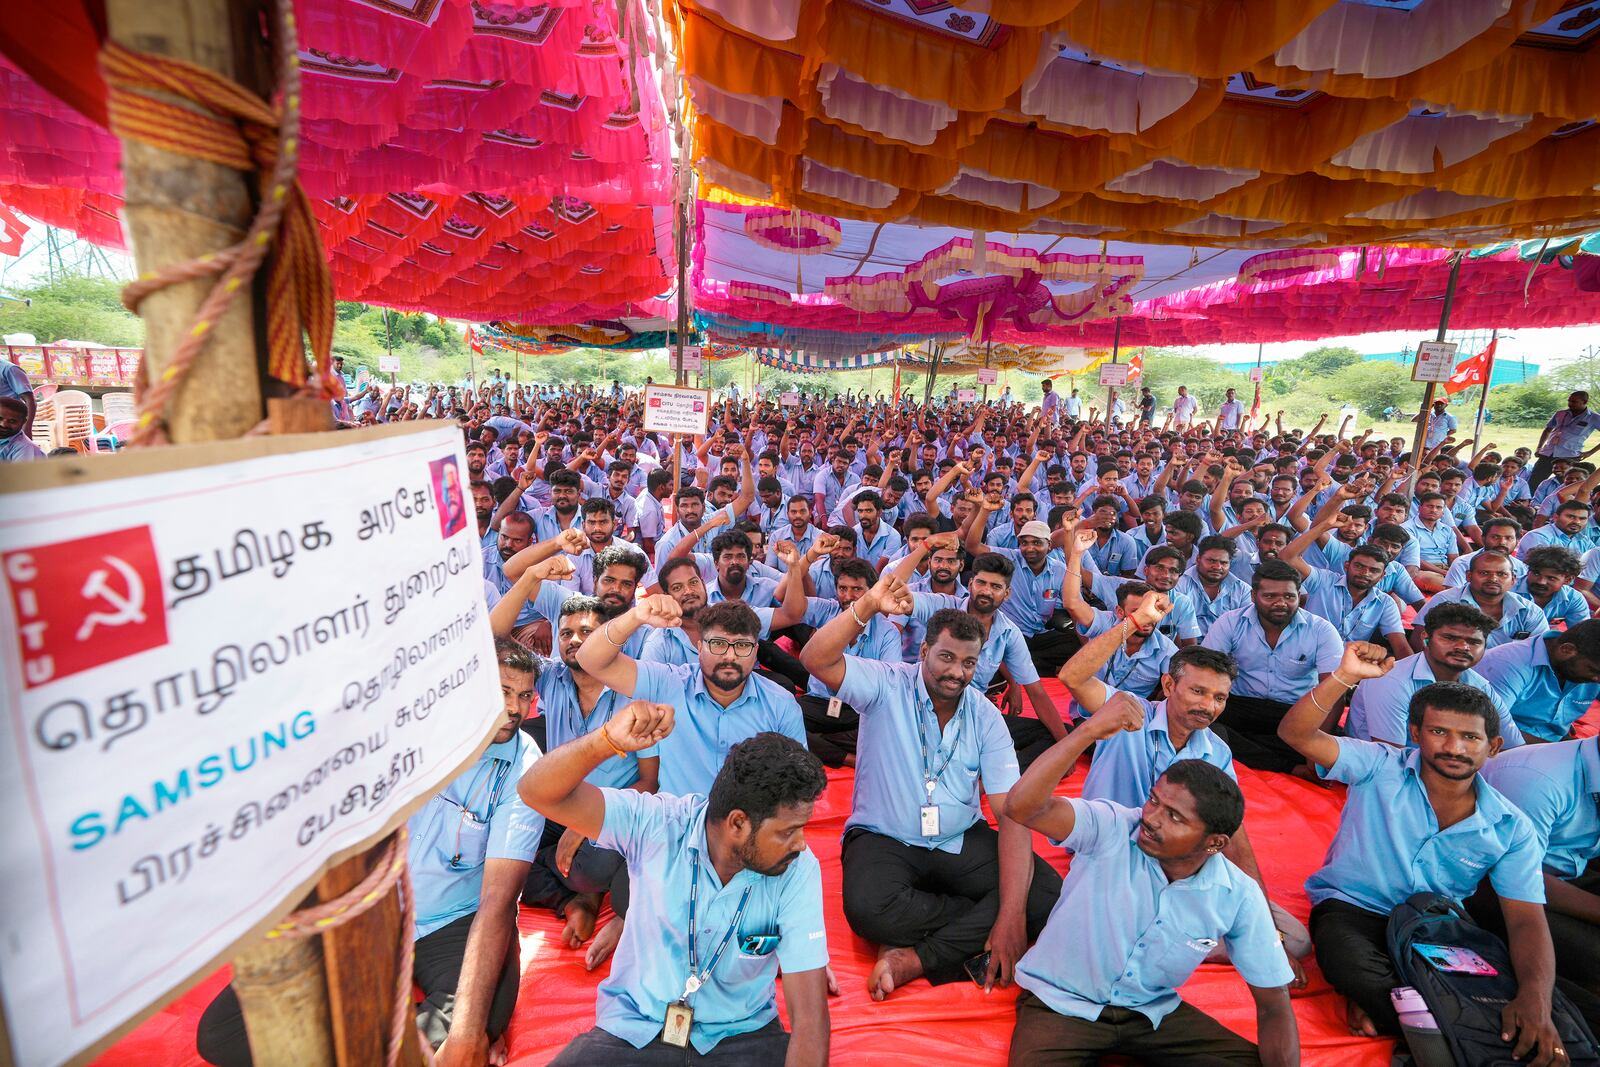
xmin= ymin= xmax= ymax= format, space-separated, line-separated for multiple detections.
xmin=673 ymin=345 xmax=703 ymax=373
xmin=1248 ymin=367 xmax=1264 ymax=383
xmin=976 ymin=368 xmax=998 ymax=385
xmin=378 ymin=354 xmax=402 ymax=373
xmin=1098 ymin=362 xmax=1132 ymax=387
xmin=643 ymin=384 xmax=712 ymax=435
xmin=956 ymin=388 xmax=978 ymax=403
xmin=1412 ymin=340 xmax=1459 ymax=383
xmin=780 ymin=391 xmax=801 ymax=408
xmin=0 ymin=423 xmax=501 ymax=1067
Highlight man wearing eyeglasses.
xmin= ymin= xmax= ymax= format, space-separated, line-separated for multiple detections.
xmin=576 ymin=595 xmax=807 ymax=797
xmin=197 ymin=640 xmax=545 ymax=1067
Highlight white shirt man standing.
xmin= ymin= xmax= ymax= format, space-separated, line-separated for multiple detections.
xmin=1172 ymin=386 xmax=1198 ymax=428
xmin=1218 ymin=389 xmax=1244 ymax=432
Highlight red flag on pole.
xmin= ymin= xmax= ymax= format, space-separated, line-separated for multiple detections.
xmin=1126 ymin=351 xmax=1143 ymax=380
xmin=1249 ymin=381 xmax=1262 ymax=420
xmin=467 ymin=325 xmax=484 ymax=354
xmin=1443 ymin=339 xmax=1495 ymax=395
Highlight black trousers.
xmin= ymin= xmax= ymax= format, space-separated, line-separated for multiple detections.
xmin=549 ymin=1019 xmax=788 ymax=1065
xmin=1025 ymin=627 xmax=1081 ymax=679
xmin=195 ymin=911 xmax=520 ymax=1065
xmin=1005 ymin=714 xmax=1056 ymax=771
xmin=1468 ymin=866 xmax=1600 ymax=998
xmin=522 ymin=816 xmax=631 ymax=917
xmin=1311 ymin=897 xmax=1600 ymax=1038
xmin=840 ymin=821 xmax=1062 ymax=985
xmin=1213 ymin=695 xmax=1303 ymax=773
xmin=1007 ymin=991 xmax=1261 ymax=1067
xmin=798 ymin=693 xmax=858 ymax=767
xmin=756 ymin=638 xmax=809 ymax=693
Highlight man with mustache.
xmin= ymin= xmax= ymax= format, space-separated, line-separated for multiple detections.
xmin=576 ymin=595 xmax=806 ymax=798
xmin=0 ymin=396 xmax=42 ymax=461
xmin=800 ymin=572 xmax=1063 ymax=1002
xmin=1001 ymin=717 xmax=1299 ymax=1066
xmin=1347 ymin=601 xmax=1525 ymax=749
xmin=886 ymin=538 xmax=1068 ymax=767
xmin=1280 ymin=644 xmax=1568 ymax=1056
xmin=1410 ymin=548 xmax=1548 ymax=653
xmin=1200 ymin=560 xmax=1343 ymax=772
xmin=522 ymin=715 xmax=831 ymax=1067
xmin=1475 ymin=622 xmax=1600 ymax=743
xmin=197 ymin=641 xmax=544 ymax=1067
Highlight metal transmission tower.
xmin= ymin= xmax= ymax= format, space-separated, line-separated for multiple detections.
xmin=0 ymin=221 xmax=130 ymax=287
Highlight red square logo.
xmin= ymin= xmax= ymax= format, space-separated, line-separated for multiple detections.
xmin=3 ymin=526 xmax=170 ymax=688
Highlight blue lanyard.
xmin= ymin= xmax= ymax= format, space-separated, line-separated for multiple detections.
xmin=917 ymin=702 xmax=965 ymax=805
xmin=684 ymin=851 xmax=752 ymax=998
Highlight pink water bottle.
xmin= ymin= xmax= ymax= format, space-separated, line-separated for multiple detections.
xmin=1391 ymin=986 xmax=1454 ymax=1067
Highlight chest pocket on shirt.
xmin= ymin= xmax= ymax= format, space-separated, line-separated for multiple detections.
xmin=434 ymin=797 xmax=490 ymax=871
xmin=1146 ymin=929 xmax=1216 ymax=988
xmin=1413 ymin=828 xmax=1500 ymax=900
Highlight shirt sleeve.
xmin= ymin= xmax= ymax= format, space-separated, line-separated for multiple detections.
xmin=632 ymin=659 xmax=685 ymax=704
xmin=1061 ymin=798 xmax=1125 ymax=856
xmin=1319 ymin=735 xmax=1389 ymax=785
xmin=595 ymin=786 xmax=663 ymax=865
xmin=486 ymin=751 xmax=545 ymax=862
xmin=1312 ymin=618 xmax=1345 ymax=674
xmin=836 ymin=655 xmax=893 ymax=715
xmin=1001 ymin=626 xmax=1041 ymax=685
xmin=774 ymin=850 xmax=830 ymax=973
xmin=1488 ymin=818 xmax=1548 ymax=904
xmin=1224 ymin=883 xmax=1297 ymax=990
xmin=975 ymin=704 xmax=1022 ymax=796
xmin=1200 ymin=618 xmax=1234 ymax=654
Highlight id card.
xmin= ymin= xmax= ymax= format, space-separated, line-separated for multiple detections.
xmin=826 ymin=697 xmax=842 ymax=719
xmin=663 ymin=1001 xmax=694 ymax=1048
xmin=920 ymin=804 xmax=941 ymax=837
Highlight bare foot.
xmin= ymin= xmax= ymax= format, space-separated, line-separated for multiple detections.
xmin=868 ymin=946 xmax=924 ymax=1002
xmin=561 ymin=894 xmax=599 ymax=949
xmin=585 ymin=916 xmax=624 ymax=971
xmin=843 ymin=753 xmax=856 ymax=768
xmin=488 ymin=1034 xmax=509 ymax=1067
xmin=1346 ymin=997 xmax=1379 ymax=1037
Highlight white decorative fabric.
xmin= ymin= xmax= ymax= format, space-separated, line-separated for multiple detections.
xmin=1275 ymin=0 xmax=1512 ymax=80
xmin=1352 ymin=188 xmax=1510 ymax=221
xmin=1169 ymin=213 xmax=1284 ymax=237
xmin=1331 ymin=105 xmax=1528 ymax=173
xmin=935 ymin=167 xmax=1060 ymax=213
xmin=697 ymin=157 xmax=773 ymax=201
xmin=801 ymin=159 xmax=900 ymax=209
xmin=689 ymin=75 xmax=784 ymax=145
xmin=1104 ymin=158 xmax=1261 ymax=201
xmin=1021 ymin=40 xmax=1199 ymax=135
xmin=815 ymin=64 xmax=957 ymax=147
xmin=693 ymin=0 xmax=803 ymax=41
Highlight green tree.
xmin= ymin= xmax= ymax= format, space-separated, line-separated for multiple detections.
xmin=1483 ymin=379 xmax=1562 ymax=427
xmin=1320 ymin=361 xmax=1426 ymax=418
xmin=0 ymin=275 xmax=145 ymax=346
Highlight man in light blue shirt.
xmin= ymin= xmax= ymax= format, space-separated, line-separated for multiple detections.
xmin=799 ymin=573 xmax=1063 ymax=1000
xmin=0 ymin=396 xmax=42 ymax=461
xmin=1421 ymin=398 xmax=1457 ymax=449
xmin=849 ymin=490 xmax=903 ymax=568
xmin=1002 ymin=701 xmax=1298 ymax=1066
xmin=1278 ymin=646 xmax=1557 ymax=1041
xmin=1347 ymin=600 xmax=1524 ymax=748
xmin=1444 ymin=517 xmax=1527 ymax=586
xmin=1479 ymin=738 xmax=1600 ymax=991
xmin=1476 ymin=624 xmax=1600 ymax=742
xmin=794 ymin=557 xmax=904 ymax=766
xmin=970 ymin=519 xmax=1074 ymax=674
xmin=1217 ymin=388 xmax=1244 ymax=431
xmin=1175 ymin=536 xmax=1252 ymax=631
xmin=1201 ymin=561 xmax=1342 ymax=772
xmin=198 ymin=641 xmax=544 ymax=1066
xmin=522 ymin=718 xmax=831 ymax=1065
xmin=1519 ymin=499 xmax=1600 ymax=559
xmin=766 ymin=495 xmax=821 ymax=569
xmin=1411 ymin=549 xmax=1549 ymax=653
xmin=576 ymin=597 xmax=807 ymax=797
xmin=1280 ymin=527 xmax=1408 ymax=658
xmin=1520 ymin=545 xmax=1592 ymax=629
xmin=1532 ymin=391 xmax=1600 ymax=490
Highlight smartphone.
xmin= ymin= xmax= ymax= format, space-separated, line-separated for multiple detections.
xmin=963 ymin=951 xmax=992 ymax=988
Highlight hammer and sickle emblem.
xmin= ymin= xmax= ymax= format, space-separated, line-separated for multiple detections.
xmin=75 ymin=555 xmax=147 ymax=640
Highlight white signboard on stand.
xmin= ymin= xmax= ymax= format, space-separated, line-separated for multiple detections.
xmin=0 ymin=423 xmax=503 ymax=1066
xmin=643 ymin=384 xmax=712 ymax=436
xmin=1248 ymin=367 xmax=1263 ymax=383
xmin=1412 ymin=341 xmax=1459 ymax=383
xmin=976 ymin=368 xmax=998 ymax=385
xmin=673 ymin=346 xmax=703 ymax=374
xmin=956 ymin=388 xmax=978 ymax=403
xmin=780 ymin=391 xmax=801 ymax=408
xmin=1098 ymin=362 xmax=1132 ymax=387
xmin=377 ymin=354 xmax=402 ymax=373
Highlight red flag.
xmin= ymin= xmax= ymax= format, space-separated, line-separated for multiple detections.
xmin=467 ymin=325 xmax=484 ymax=354
xmin=1249 ymin=381 xmax=1261 ymax=420
xmin=1443 ymin=339 xmax=1495 ymax=395
xmin=1126 ymin=351 xmax=1143 ymax=380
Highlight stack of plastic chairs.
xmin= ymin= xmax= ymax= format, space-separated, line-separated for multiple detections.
xmin=97 ymin=391 xmax=136 ymax=450
xmin=51 ymin=389 xmax=95 ymax=453
xmin=29 ymin=396 xmax=57 ymax=451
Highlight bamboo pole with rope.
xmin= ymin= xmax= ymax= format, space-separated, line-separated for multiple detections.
xmin=1407 ymin=252 xmax=1465 ymax=494
xmin=103 ymin=2 xmax=418 ymax=1063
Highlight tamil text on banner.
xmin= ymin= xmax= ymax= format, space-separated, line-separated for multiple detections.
xmin=642 ymin=384 xmax=711 ymax=436
xmin=0 ymin=422 xmax=503 ymax=1067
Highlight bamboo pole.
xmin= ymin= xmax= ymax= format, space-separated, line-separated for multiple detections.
xmin=1104 ymin=318 xmax=1122 ymax=428
xmin=1473 ymin=329 xmax=1498 ymax=443
xmin=1408 ymin=252 xmax=1465 ymax=493
xmin=105 ymin=0 xmax=264 ymax=442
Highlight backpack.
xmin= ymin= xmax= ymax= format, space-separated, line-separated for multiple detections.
xmin=1387 ymin=892 xmax=1600 ymax=1067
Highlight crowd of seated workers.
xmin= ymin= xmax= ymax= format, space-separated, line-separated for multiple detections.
xmin=193 ymin=378 xmax=1600 ymax=1067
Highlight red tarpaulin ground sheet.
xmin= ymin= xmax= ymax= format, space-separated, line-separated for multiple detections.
xmin=93 ymin=675 xmax=1418 ymax=1067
